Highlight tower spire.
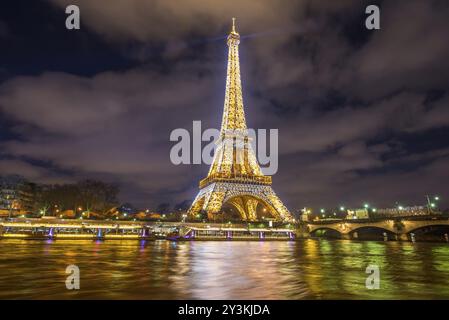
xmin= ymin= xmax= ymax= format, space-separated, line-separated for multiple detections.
xmin=231 ymin=17 xmax=237 ymax=34
xmin=222 ymin=17 xmax=245 ymax=134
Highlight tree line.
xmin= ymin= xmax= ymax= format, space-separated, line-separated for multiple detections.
xmin=37 ymin=180 xmax=119 ymax=216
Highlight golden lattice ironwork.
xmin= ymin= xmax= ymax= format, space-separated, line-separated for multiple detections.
xmin=189 ymin=19 xmax=293 ymax=222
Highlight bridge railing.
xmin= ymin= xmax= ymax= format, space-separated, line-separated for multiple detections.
xmin=306 ymin=214 xmax=448 ymax=225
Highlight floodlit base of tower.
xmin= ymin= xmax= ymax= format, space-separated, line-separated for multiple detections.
xmin=188 ymin=182 xmax=293 ymax=222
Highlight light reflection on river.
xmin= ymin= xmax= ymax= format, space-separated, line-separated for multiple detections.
xmin=1 ymin=239 xmax=449 ymax=299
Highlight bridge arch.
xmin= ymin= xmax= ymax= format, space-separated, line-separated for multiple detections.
xmin=349 ymin=226 xmax=396 ymax=241
xmin=406 ymin=224 xmax=449 ymax=242
xmin=221 ymin=194 xmax=277 ymax=221
xmin=402 ymin=220 xmax=449 ymax=234
xmin=309 ymin=227 xmax=342 ymax=239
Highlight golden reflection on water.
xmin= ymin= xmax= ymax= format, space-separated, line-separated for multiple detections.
xmin=0 ymin=239 xmax=449 ymax=299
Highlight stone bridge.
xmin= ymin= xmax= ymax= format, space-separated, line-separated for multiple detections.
xmin=305 ymin=218 xmax=449 ymax=241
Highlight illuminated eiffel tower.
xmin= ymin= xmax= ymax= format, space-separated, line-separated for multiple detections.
xmin=188 ymin=19 xmax=293 ymax=222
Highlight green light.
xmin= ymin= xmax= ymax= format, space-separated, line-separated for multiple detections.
xmin=364 ymin=203 xmax=369 ymax=208
xmin=434 ymin=196 xmax=439 ymax=201
xmin=430 ymin=203 xmax=436 ymax=208
xmin=320 ymin=209 xmax=325 ymax=213
xmin=372 ymin=208 xmax=377 ymax=212
xmin=340 ymin=206 xmax=345 ymax=211
xmin=398 ymin=206 xmax=403 ymax=210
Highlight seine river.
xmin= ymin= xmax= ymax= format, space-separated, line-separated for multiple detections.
xmin=1 ymin=239 xmax=449 ymax=299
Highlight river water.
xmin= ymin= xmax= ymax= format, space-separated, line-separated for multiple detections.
xmin=1 ymin=239 xmax=449 ymax=299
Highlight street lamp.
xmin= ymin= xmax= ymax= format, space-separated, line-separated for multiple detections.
xmin=340 ymin=206 xmax=345 ymax=211
xmin=426 ymin=195 xmax=439 ymax=214
xmin=364 ymin=203 xmax=369 ymax=209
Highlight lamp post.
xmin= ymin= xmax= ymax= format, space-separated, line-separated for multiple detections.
xmin=426 ymin=195 xmax=439 ymax=215
xmin=320 ymin=208 xmax=325 ymax=219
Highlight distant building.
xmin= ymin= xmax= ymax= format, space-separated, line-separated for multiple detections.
xmin=300 ymin=208 xmax=312 ymax=222
xmin=0 ymin=175 xmax=38 ymax=216
xmin=346 ymin=208 xmax=369 ymax=220
xmin=376 ymin=206 xmax=430 ymax=217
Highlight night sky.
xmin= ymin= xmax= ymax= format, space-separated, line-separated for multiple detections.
xmin=0 ymin=0 xmax=448 ymax=212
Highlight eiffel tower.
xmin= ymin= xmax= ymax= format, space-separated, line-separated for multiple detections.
xmin=188 ymin=19 xmax=293 ymax=222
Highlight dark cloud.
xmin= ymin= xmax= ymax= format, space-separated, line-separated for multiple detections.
xmin=340 ymin=1 xmax=449 ymax=99
xmin=0 ymin=20 xmax=9 ymax=38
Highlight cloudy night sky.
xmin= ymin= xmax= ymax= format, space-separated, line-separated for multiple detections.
xmin=0 ymin=0 xmax=448 ymax=212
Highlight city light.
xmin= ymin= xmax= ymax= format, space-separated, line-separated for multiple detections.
xmin=320 ymin=209 xmax=325 ymax=213
xmin=340 ymin=206 xmax=345 ymax=211
xmin=398 ymin=206 xmax=404 ymax=210
xmin=364 ymin=203 xmax=369 ymax=208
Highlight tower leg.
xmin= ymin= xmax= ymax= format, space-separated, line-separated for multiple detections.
xmin=265 ymin=191 xmax=292 ymax=222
